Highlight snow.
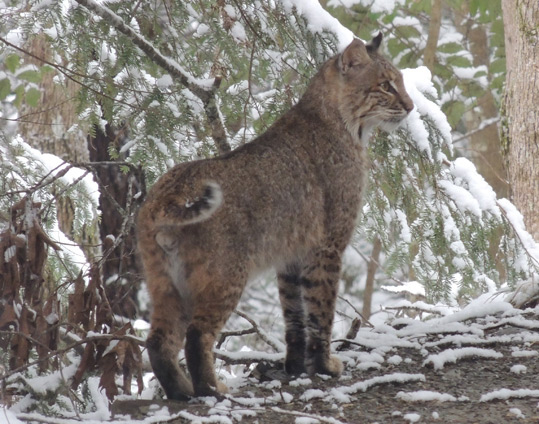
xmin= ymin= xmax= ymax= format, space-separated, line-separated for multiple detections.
xmin=300 ymin=389 xmax=326 ymax=401
xmin=330 ymin=373 xmax=426 ymax=398
xmin=401 ymin=67 xmax=453 ymax=153
xmin=497 ymin=199 xmax=539 ymax=264
xmin=295 ymin=418 xmax=320 ymax=424
xmin=290 ymin=377 xmax=313 ymax=386
xmin=509 ymin=408 xmax=526 ymax=419
xmin=510 ymin=364 xmax=527 ymax=374
xmin=231 ymin=22 xmax=247 ymax=42
xmin=12 ymin=135 xmax=99 ymax=206
xmin=423 ymin=347 xmax=503 ymax=370
xmin=436 ymin=299 xmax=513 ymax=324
xmin=396 ymin=390 xmax=458 ymax=402
xmin=327 ymin=0 xmax=404 ymax=14
xmin=280 ymin=0 xmax=354 ymax=51
xmin=439 ymin=179 xmax=482 ymax=217
xmin=450 ymin=158 xmax=499 ymax=216
xmin=480 ymin=388 xmax=539 ymax=402
xmin=1 ymin=408 xmax=25 ymax=424
xmin=381 ymin=281 xmax=426 ymax=297
xmin=403 ymin=412 xmax=421 ymax=423
xmin=387 ymin=355 xmax=403 ymax=365
xmin=511 ymin=350 xmax=538 ymax=358
xmin=156 ymin=74 xmax=173 ymax=88
xmin=4 ymin=245 xmax=16 ymax=262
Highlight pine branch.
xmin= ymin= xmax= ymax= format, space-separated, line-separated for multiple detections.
xmin=497 ymin=200 xmax=539 ymax=268
xmin=73 ymin=0 xmax=231 ymax=154
xmin=0 ymin=36 xmax=137 ymax=111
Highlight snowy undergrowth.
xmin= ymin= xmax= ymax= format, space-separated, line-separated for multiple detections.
xmin=7 ymin=299 xmax=539 ymax=423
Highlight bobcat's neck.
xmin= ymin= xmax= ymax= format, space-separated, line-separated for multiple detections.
xmin=296 ymin=59 xmax=366 ymax=146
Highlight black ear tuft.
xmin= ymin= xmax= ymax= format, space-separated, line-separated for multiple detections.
xmin=367 ymin=32 xmax=383 ymax=53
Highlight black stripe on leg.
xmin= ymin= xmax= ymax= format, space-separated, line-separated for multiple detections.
xmin=185 ymin=325 xmax=203 ymax=383
xmin=279 ymin=272 xmax=307 ymax=375
xmin=301 ymin=278 xmax=321 ymax=289
xmin=147 ymin=330 xmax=190 ymax=401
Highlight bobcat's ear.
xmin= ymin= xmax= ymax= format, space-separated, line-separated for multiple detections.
xmin=339 ymin=38 xmax=371 ymax=74
xmin=366 ymin=32 xmax=383 ymax=53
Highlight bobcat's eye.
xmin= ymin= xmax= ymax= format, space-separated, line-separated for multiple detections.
xmin=380 ymin=81 xmax=391 ymax=92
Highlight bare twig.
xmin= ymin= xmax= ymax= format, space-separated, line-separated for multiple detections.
xmin=338 ymin=295 xmax=373 ymax=328
xmin=216 ymin=327 xmax=257 ymax=349
xmin=233 ymin=310 xmax=284 ymax=352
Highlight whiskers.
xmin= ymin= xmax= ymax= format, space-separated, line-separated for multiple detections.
xmin=363 ymin=108 xmax=408 ymax=126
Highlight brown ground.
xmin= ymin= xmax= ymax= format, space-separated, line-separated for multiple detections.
xmin=112 ymin=310 xmax=539 ymax=423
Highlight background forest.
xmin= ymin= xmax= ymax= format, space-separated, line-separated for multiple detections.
xmin=1 ymin=0 xmax=538 ymax=421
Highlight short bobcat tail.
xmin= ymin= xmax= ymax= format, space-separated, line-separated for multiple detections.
xmin=159 ymin=181 xmax=223 ymax=228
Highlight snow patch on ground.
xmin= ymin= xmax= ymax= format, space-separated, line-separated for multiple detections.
xmin=480 ymin=388 xmax=539 ymax=402
xmin=396 ymin=390 xmax=458 ymax=402
xmin=423 ymin=347 xmax=503 ymax=370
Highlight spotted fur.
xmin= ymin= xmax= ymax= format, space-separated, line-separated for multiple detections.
xmin=137 ymin=34 xmax=413 ymax=400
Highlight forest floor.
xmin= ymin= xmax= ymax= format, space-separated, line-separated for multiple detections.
xmin=108 ymin=302 xmax=539 ymax=424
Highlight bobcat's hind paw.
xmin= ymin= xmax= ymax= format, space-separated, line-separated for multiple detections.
xmin=326 ymin=355 xmax=343 ymax=377
xmin=193 ymin=380 xmax=228 ymax=399
xmin=216 ymin=380 xmax=229 ymax=394
xmin=308 ymin=354 xmax=343 ymax=378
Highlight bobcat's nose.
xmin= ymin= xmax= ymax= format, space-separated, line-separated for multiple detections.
xmin=402 ymin=96 xmax=414 ymax=114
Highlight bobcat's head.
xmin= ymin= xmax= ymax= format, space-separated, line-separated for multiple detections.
xmin=325 ymin=33 xmax=414 ymax=143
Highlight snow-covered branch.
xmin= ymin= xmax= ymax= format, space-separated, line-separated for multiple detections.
xmin=73 ymin=0 xmax=231 ymax=154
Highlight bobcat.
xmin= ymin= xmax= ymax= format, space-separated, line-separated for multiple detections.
xmin=137 ymin=33 xmax=413 ymax=400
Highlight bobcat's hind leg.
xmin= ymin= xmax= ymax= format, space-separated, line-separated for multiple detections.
xmin=185 ymin=275 xmax=246 ymax=397
xmin=277 ymin=266 xmax=307 ymax=375
xmin=146 ymin=285 xmax=193 ymax=401
xmin=301 ymin=248 xmax=343 ymax=377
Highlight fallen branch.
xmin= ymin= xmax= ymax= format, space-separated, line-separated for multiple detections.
xmin=214 ymin=349 xmax=283 ymax=367
xmin=271 ymin=406 xmax=347 ymax=424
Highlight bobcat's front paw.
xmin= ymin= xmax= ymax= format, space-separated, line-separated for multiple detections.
xmin=285 ymin=357 xmax=307 ymax=376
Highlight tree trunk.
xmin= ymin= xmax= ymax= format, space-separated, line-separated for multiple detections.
xmin=18 ymin=35 xmax=88 ymax=162
xmin=423 ymin=0 xmax=442 ymax=72
xmin=87 ymin=124 xmax=146 ymax=319
xmin=502 ymin=1 xmax=539 ymax=240
xmin=363 ymin=237 xmax=382 ymax=319
xmin=17 ymin=35 xmax=146 ymax=319
xmin=16 ymin=35 xmax=100 ymax=265
xmin=452 ymin=3 xmax=510 ymax=198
